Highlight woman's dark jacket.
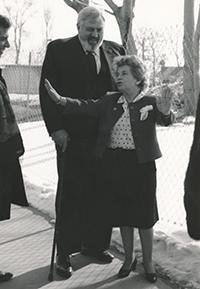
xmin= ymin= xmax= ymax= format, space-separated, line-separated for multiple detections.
xmin=62 ymin=91 xmax=174 ymax=163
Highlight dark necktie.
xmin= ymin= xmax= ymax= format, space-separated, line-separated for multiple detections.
xmin=86 ymin=51 xmax=97 ymax=74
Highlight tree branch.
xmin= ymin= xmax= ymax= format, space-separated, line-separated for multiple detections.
xmin=62 ymin=0 xmax=89 ymax=12
xmin=104 ymin=0 xmax=118 ymax=13
xmin=62 ymin=0 xmax=73 ymax=8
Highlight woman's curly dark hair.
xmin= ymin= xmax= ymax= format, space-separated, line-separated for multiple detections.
xmin=112 ymin=54 xmax=149 ymax=91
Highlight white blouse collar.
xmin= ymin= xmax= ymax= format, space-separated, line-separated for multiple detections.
xmin=117 ymin=91 xmax=145 ymax=104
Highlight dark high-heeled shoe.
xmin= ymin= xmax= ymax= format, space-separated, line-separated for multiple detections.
xmin=118 ymin=258 xmax=137 ymax=279
xmin=142 ymin=263 xmax=157 ymax=283
xmin=145 ymin=272 xmax=157 ymax=283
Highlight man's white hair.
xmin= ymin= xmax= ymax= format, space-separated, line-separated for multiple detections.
xmin=77 ymin=6 xmax=105 ymax=27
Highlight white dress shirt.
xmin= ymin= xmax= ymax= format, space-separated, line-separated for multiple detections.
xmin=85 ymin=49 xmax=101 ymax=74
xmin=107 ymin=92 xmax=144 ymax=150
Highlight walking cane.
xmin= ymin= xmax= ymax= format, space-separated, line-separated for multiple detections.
xmin=48 ymin=150 xmax=66 ymax=281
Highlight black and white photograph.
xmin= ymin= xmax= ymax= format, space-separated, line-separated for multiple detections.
xmin=0 ymin=1 xmax=200 ymax=288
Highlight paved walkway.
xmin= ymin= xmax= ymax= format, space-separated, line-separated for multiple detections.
xmin=0 ymin=205 xmax=177 ymax=289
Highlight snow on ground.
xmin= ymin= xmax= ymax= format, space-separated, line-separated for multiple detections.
xmin=19 ymin=120 xmax=200 ymax=289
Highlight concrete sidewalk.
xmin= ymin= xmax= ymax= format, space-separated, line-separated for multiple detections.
xmin=0 ymin=205 xmax=177 ymax=289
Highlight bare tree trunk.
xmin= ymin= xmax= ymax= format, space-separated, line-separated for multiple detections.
xmin=194 ymin=5 xmax=200 ymax=109
xmin=105 ymin=0 xmax=137 ymax=54
xmin=183 ymin=0 xmax=195 ymax=115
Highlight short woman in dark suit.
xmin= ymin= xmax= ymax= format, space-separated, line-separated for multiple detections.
xmin=45 ymin=54 xmax=174 ymax=283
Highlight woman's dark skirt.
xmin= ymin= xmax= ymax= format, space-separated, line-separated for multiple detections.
xmin=88 ymin=147 xmax=159 ymax=229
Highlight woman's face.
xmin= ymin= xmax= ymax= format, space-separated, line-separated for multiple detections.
xmin=115 ymin=65 xmax=139 ymax=94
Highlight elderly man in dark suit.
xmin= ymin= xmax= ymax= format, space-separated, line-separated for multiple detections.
xmin=39 ymin=6 xmax=125 ymax=279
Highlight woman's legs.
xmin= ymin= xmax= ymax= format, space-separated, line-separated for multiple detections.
xmin=139 ymin=227 xmax=155 ymax=273
xmin=120 ymin=226 xmax=135 ymax=269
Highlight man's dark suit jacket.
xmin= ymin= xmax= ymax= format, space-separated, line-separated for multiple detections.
xmin=62 ymin=92 xmax=174 ymax=163
xmin=39 ymin=35 xmax=125 ymax=139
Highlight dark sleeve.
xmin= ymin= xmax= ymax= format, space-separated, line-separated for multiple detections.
xmin=160 ymin=112 xmax=175 ymax=126
xmin=62 ymin=95 xmax=107 ymax=116
xmin=107 ymin=40 xmax=126 ymax=56
xmin=39 ymin=41 xmax=64 ymax=135
xmin=152 ymin=97 xmax=175 ymax=126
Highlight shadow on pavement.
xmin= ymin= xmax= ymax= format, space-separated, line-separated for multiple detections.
xmin=0 ymin=265 xmax=50 ymax=289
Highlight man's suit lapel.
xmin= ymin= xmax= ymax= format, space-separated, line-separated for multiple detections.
xmin=101 ymin=42 xmax=114 ymax=74
xmin=101 ymin=42 xmax=119 ymax=90
xmin=68 ymin=36 xmax=87 ymax=74
xmin=71 ymin=38 xmax=116 ymax=74
xmin=68 ymin=36 xmax=96 ymax=98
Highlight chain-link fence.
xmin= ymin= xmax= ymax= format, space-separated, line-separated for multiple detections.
xmin=1 ymin=23 xmax=197 ymax=226
xmin=134 ymin=25 xmax=197 ymax=226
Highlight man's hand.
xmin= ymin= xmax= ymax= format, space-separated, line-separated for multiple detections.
xmin=156 ymin=84 xmax=173 ymax=115
xmin=51 ymin=129 xmax=70 ymax=152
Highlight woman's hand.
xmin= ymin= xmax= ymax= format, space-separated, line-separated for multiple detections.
xmin=156 ymin=84 xmax=173 ymax=115
xmin=44 ymin=79 xmax=66 ymax=106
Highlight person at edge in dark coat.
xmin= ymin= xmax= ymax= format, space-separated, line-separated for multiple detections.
xmin=39 ymin=6 xmax=125 ymax=279
xmin=0 ymin=14 xmax=29 ymax=282
xmin=184 ymin=94 xmax=200 ymax=240
xmin=45 ymin=54 xmax=175 ymax=283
